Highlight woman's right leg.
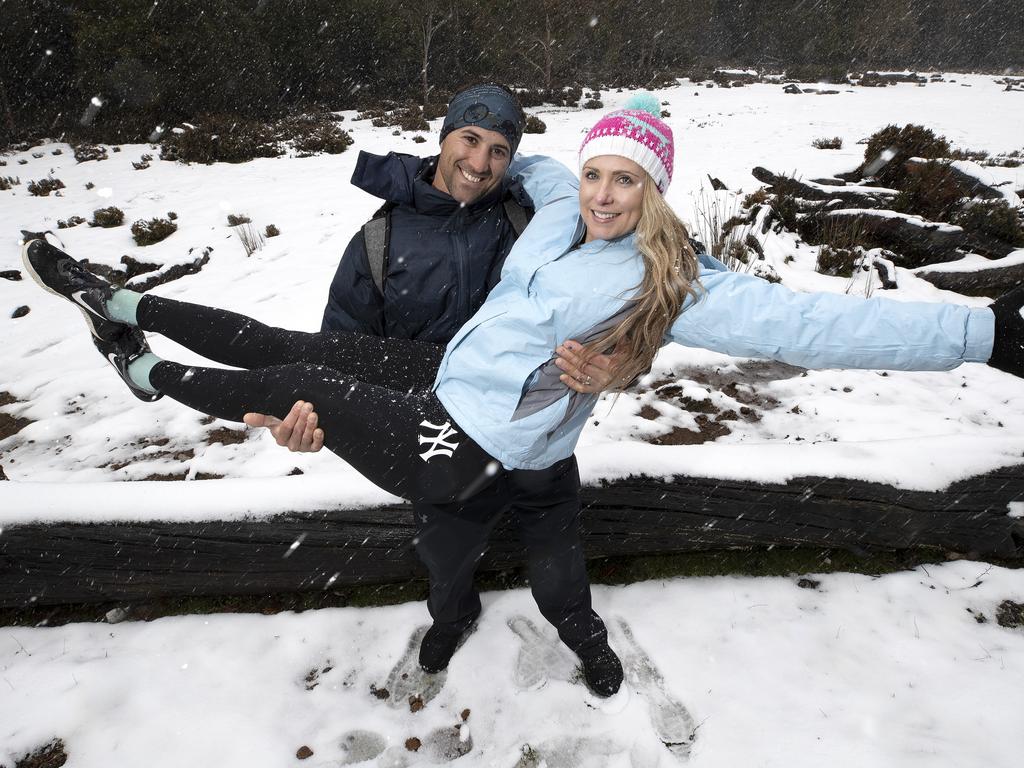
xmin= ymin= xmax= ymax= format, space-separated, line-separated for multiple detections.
xmin=148 ymin=358 xmax=498 ymax=504
xmin=134 ymin=294 xmax=444 ymax=392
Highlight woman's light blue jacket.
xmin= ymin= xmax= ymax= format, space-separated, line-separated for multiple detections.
xmin=432 ymin=155 xmax=995 ymax=471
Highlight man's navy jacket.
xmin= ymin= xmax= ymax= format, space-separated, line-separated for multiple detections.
xmin=321 ymin=150 xmax=534 ymax=344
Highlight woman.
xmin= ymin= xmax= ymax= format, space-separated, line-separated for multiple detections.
xmin=21 ymin=101 xmax=1022 ymax=696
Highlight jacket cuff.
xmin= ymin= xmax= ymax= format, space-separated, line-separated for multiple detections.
xmin=965 ymin=307 xmax=996 ymax=362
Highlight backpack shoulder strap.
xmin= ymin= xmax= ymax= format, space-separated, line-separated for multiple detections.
xmin=361 ymin=203 xmax=394 ymax=296
xmin=502 ymin=197 xmax=532 ymax=238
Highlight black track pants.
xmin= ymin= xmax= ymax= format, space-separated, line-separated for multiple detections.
xmin=414 ymin=455 xmax=607 ymax=654
xmin=137 ymin=294 xmax=497 ymax=503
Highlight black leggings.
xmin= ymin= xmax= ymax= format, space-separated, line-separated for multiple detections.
xmin=137 ymin=295 xmax=497 ymax=503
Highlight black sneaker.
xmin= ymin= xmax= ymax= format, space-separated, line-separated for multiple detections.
xmin=418 ymin=624 xmax=468 ymax=674
xmin=20 ymin=232 xmax=121 ymax=341
xmin=92 ymin=325 xmax=163 ymax=403
xmin=578 ymin=642 xmax=624 ymax=697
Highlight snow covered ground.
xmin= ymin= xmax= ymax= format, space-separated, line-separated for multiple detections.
xmin=2 ymin=561 xmax=1023 ymax=768
xmin=2 ymin=74 xmax=1024 ymax=768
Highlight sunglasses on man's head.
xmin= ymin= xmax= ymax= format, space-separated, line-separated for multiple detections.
xmin=462 ymin=102 xmax=522 ymax=138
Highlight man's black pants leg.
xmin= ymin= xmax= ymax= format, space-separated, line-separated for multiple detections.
xmin=413 ymin=476 xmax=511 ymax=634
xmin=510 ymin=456 xmax=608 ymax=655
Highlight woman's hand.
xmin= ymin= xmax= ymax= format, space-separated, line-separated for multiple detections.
xmin=243 ymin=400 xmax=324 ymax=452
xmin=555 ymin=339 xmax=625 ymax=394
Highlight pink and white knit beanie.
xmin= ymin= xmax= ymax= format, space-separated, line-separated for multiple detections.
xmin=578 ymin=93 xmax=674 ymax=194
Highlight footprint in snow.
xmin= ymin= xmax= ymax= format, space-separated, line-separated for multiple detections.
xmin=508 ymin=615 xmax=578 ymax=690
xmin=612 ymin=618 xmax=697 ymax=761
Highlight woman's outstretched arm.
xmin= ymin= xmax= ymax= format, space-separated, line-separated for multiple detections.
xmin=667 ymin=270 xmax=995 ymax=373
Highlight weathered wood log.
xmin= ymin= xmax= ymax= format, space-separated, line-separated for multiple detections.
xmin=751 ymin=167 xmax=897 ymax=208
xmin=819 ymin=209 xmax=965 ymax=266
xmin=1 ymin=468 xmax=1021 ymax=609
xmin=916 ymin=261 xmax=1024 ymax=297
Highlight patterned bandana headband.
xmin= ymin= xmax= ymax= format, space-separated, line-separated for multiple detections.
xmin=578 ymin=93 xmax=674 ymax=194
xmin=440 ymin=84 xmax=526 ymax=155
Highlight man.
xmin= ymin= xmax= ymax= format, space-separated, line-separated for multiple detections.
xmin=245 ymin=84 xmax=623 ymax=694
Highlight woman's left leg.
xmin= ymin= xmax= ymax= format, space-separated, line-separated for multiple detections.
xmin=133 ymin=294 xmax=444 ymax=392
xmin=148 ymin=358 xmax=497 ymax=503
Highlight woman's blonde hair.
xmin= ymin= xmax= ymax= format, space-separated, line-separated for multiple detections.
xmin=581 ymin=175 xmax=701 ymax=387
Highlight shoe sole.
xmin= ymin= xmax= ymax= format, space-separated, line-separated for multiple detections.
xmin=21 ymin=239 xmax=119 ymax=341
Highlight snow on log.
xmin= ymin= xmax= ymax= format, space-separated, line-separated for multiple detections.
xmin=751 ymin=167 xmax=898 ymax=207
xmin=916 ymin=250 xmax=1024 ymax=296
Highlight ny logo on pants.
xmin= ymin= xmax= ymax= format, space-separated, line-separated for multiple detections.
xmin=418 ymin=420 xmax=460 ymax=461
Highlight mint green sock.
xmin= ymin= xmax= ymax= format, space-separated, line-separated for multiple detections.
xmin=105 ymin=288 xmax=144 ymax=325
xmin=126 ymin=352 xmax=161 ymax=394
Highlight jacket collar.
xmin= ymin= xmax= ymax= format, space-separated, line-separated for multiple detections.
xmin=350 ymin=150 xmax=524 ymax=216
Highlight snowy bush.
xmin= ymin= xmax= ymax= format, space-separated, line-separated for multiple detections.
xmin=278 ymin=112 xmax=354 ymax=156
xmin=131 ymin=217 xmax=177 ymax=246
xmin=159 ymin=115 xmax=282 ymax=164
xmin=57 ymin=215 xmax=86 ymax=229
xmin=952 ymin=200 xmax=1024 ymax=247
xmin=0 ymin=175 xmax=20 ymax=190
xmin=860 ymin=124 xmax=951 ymax=185
xmin=815 ymin=245 xmax=860 ymax=277
xmin=812 ymin=137 xmax=842 ymax=149
xmin=91 ymin=206 xmax=124 ymax=228
xmin=27 ymin=177 xmax=65 ymax=196
xmin=73 ymin=143 xmax=108 ymax=163
xmin=524 ymin=115 xmax=546 ymax=134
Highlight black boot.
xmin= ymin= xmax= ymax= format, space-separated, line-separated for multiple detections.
xmin=418 ymin=624 xmax=467 ymax=674
xmin=578 ymin=642 xmax=623 ymax=697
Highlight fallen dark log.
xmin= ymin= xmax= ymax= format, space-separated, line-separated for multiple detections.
xmin=917 ymin=261 xmax=1024 ymax=297
xmin=819 ymin=209 xmax=965 ymax=266
xmin=1 ymin=467 xmax=1021 ymax=609
xmin=752 ymin=167 xmax=897 ymax=208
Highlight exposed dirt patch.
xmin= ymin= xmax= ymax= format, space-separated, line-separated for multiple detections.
xmin=0 ymin=392 xmax=33 ymax=440
xmin=11 ymin=739 xmax=67 ymax=768
xmin=108 ymin=446 xmax=195 ymax=471
xmin=649 ymin=415 xmax=731 ymax=445
xmin=637 ymin=360 xmax=804 ymax=446
xmin=206 ymin=427 xmax=247 ymax=446
xmin=139 ymin=472 xmax=190 ymax=481
xmin=638 ymin=405 xmax=660 ymax=420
